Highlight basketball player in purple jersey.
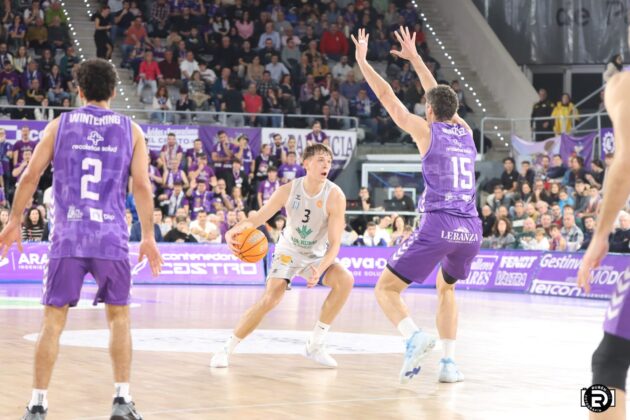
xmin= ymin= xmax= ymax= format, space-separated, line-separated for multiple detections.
xmin=577 ymin=37 xmax=630 ymax=420
xmin=0 ymin=59 xmax=163 ymax=420
xmin=352 ymin=27 xmax=482 ymax=384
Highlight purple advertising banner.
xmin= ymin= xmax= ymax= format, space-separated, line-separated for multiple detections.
xmin=0 ymin=243 xmax=265 ymax=285
xmin=198 ymin=126 xmax=263 ymax=158
xmin=560 ymin=132 xmax=596 ymax=168
xmin=0 ymin=244 xmax=622 ymax=300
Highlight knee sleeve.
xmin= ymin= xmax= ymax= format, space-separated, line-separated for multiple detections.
xmin=442 ymin=269 xmax=458 ymax=285
xmin=592 ymin=332 xmax=630 ymax=392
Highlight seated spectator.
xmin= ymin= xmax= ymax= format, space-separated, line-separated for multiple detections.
xmin=341 ymin=223 xmax=359 ymax=246
xmin=518 ymin=161 xmax=536 ymax=187
xmin=516 ymin=218 xmax=537 ymax=249
xmin=151 ymin=86 xmax=173 ymax=123
xmin=173 ymin=88 xmax=194 ymax=124
xmin=552 ymin=93 xmax=579 ymax=134
xmin=230 ymin=186 xmax=246 ymax=212
xmin=25 ymin=78 xmax=45 ymax=107
xmin=129 ymin=208 xmax=163 ymax=242
xmin=121 ymin=16 xmax=147 ymax=67
xmin=549 ymin=225 xmax=567 ymax=251
xmin=532 ymin=178 xmax=551 ymax=204
xmin=159 ymin=50 xmax=181 ymax=88
xmin=376 ymin=215 xmax=393 ymax=245
xmin=189 ymin=210 xmax=221 ymax=243
xmin=164 ymin=181 xmax=189 ymax=217
xmin=558 ymin=188 xmax=575 ymax=212
xmin=586 ymin=159 xmax=605 ymax=189
xmin=567 ymin=156 xmax=588 ymax=187
xmin=603 ymin=54 xmax=623 ymax=83
xmin=10 ymin=98 xmax=34 ymax=120
xmin=180 ymin=51 xmax=200 ymax=81
xmin=550 ymin=203 xmax=563 ymax=226
xmin=574 ymin=180 xmax=590 ymax=217
xmin=561 ymin=212 xmax=584 ymax=251
xmin=265 ymin=54 xmax=289 ymax=84
xmin=527 ymin=228 xmax=550 ymax=251
xmin=535 ymin=155 xmax=551 ymax=180
xmin=488 ymin=184 xmax=513 ymax=212
xmin=34 ymin=97 xmax=54 ymax=121
xmin=137 ymin=51 xmax=162 ymax=99
xmin=164 ymin=216 xmax=198 ymax=242
xmin=22 ymin=207 xmax=47 ymax=242
xmin=221 ymin=81 xmax=245 ymax=127
xmin=278 ymin=152 xmax=305 ymax=184
xmin=580 ymin=215 xmax=596 ymax=251
xmin=0 ymin=61 xmax=20 ymax=104
xmin=389 ymin=216 xmax=406 ymax=246
xmin=548 ymin=182 xmax=561 ymax=204
xmin=354 ymin=221 xmax=387 ymax=246
xmin=385 ymin=186 xmax=415 ymax=213
xmin=451 ymin=80 xmax=471 ymax=118
xmin=188 ymin=154 xmax=217 ymax=187
xmin=609 ymin=212 xmax=630 ymax=253
xmin=516 ymin=182 xmax=533 ymax=204
xmin=485 ymin=217 xmax=515 ymax=249
xmin=501 ymin=157 xmax=519 ymax=196
xmin=268 ymin=214 xmax=286 ymax=244
xmin=257 ymin=167 xmax=280 ymax=208
xmin=510 ymin=200 xmax=528 ymax=233
xmin=187 ymin=178 xmax=213 ymax=219
xmin=26 ymin=18 xmax=48 ymax=53
xmin=246 ymin=55 xmax=265 ymax=85
xmin=306 ymin=120 xmax=329 ymax=145
xmin=243 ymin=82 xmax=263 ymax=126
xmin=188 ymin=71 xmax=211 ymax=111
xmin=525 ymin=202 xmax=539 ymax=222
xmin=258 ymin=22 xmax=281 ymax=50
xmin=8 ymin=15 xmax=27 ymax=51
xmin=332 ymin=55 xmax=352 ymax=83
xmin=480 ymin=205 xmax=496 ymax=238
xmin=547 ymin=154 xmax=567 ymax=180
xmin=46 ymin=64 xmax=69 ymax=105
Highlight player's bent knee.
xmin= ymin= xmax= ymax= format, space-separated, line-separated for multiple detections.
xmin=592 ymin=333 xmax=630 ymax=392
xmin=441 ymin=270 xmax=459 ymax=286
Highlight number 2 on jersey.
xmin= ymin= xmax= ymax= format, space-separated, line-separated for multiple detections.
xmin=451 ymin=156 xmax=473 ymax=189
xmin=81 ymin=157 xmax=102 ymax=200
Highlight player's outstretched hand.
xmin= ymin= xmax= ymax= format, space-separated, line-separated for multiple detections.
xmin=577 ymin=235 xmax=609 ymax=294
xmin=390 ymin=26 xmax=418 ymax=62
xmin=307 ymin=265 xmax=320 ymax=288
xmin=226 ymin=221 xmax=253 ymax=254
xmin=0 ymin=219 xmax=23 ymax=260
xmin=138 ymin=237 xmax=164 ymax=277
xmin=350 ymin=28 xmax=369 ymax=64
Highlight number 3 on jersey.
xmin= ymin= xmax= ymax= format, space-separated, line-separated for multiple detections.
xmin=451 ymin=156 xmax=473 ymax=189
xmin=81 ymin=157 xmax=102 ymax=200
xmin=302 ymin=209 xmax=311 ymax=223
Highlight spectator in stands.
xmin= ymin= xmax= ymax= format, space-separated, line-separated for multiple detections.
xmin=547 ymin=154 xmax=567 ymax=180
xmin=265 ymin=53 xmax=289 ymax=83
xmin=567 ymin=156 xmax=588 ymax=187
xmin=47 ymin=16 xmax=68 ymax=50
xmin=130 ymin=208 xmax=163 ymax=242
xmin=485 ymin=217 xmax=515 ymax=249
xmin=327 ymin=89 xmax=350 ymax=121
xmin=257 ymin=166 xmax=280 ymax=208
xmin=160 ymin=132 xmax=183 ymax=170
xmin=188 ymin=153 xmax=217 ymax=187
xmin=609 ymin=211 xmax=630 ymax=253
xmin=319 ymin=104 xmax=339 ymax=130
xmin=509 ymin=200 xmax=527 ymax=233
xmin=305 ymin=120 xmax=328 ymax=145
xmin=332 ymin=55 xmax=352 ymax=83
xmin=180 ymin=51 xmax=200 ymax=81
xmin=303 ymin=86 xmax=326 ymax=117
xmin=173 ymin=88 xmax=194 ymax=124
xmin=8 ymin=15 xmax=26 ymax=51
xmin=157 ymin=50 xmax=180 ymax=88
xmin=212 ymin=130 xmax=238 ymax=180
xmin=187 ymin=178 xmax=212 ymax=219
xmin=488 ymin=184 xmax=513 ymax=212
xmin=46 ymin=64 xmax=68 ymax=105
xmin=190 ymin=210 xmax=221 ymax=243
xmin=121 ymin=16 xmax=147 ymax=67
xmin=0 ymin=207 xmax=9 ymax=231
xmin=385 ymin=186 xmax=415 ymax=213
xmin=561 ymin=212 xmax=583 ymax=251
xmin=603 ymin=54 xmax=623 ymax=83
xmin=137 ymin=51 xmax=162 ymax=99
xmin=10 ymin=98 xmax=33 ymax=120
xmin=267 ymin=214 xmax=285 ymax=244
xmin=25 ymin=78 xmax=45 ymax=107
xmin=354 ymin=88 xmax=378 ymax=136
xmin=225 ymin=158 xmax=250 ymax=196
xmin=389 ymin=216 xmax=406 ymax=246
xmin=22 ymin=207 xmax=47 ymax=242
xmin=164 ymin=216 xmax=197 ymax=242
xmin=26 ymin=18 xmax=48 ymax=53
xmin=549 ymin=224 xmax=567 ymax=251
xmin=558 ymin=188 xmax=575 ymax=212
xmin=165 ymin=182 xmax=189 ymax=217
xmin=151 ymin=86 xmax=173 ymax=123
xmin=515 ymin=217 xmax=536 ymax=249
xmin=0 ymin=61 xmax=20 ymax=104
xmin=518 ymin=161 xmax=535 ymax=187
xmin=586 ymin=159 xmax=605 ymax=189
xmin=552 ymin=93 xmax=579 ymax=135
xmin=278 ymin=152 xmax=305 ymax=184
xmin=163 ymin=158 xmax=189 ymax=195
xmin=450 ymin=80 xmax=471 ymax=118
xmin=480 ymin=205 xmax=496 ymax=238
xmin=188 ymin=71 xmax=211 ymax=111
xmin=242 ymin=82 xmax=262 ymax=126
xmin=354 ymin=221 xmax=387 ymax=247
xmin=319 ymin=23 xmax=349 ymax=61
xmin=34 ymin=97 xmax=54 ymax=121
xmin=93 ymin=5 xmax=113 ymax=60
xmin=531 ymin=89 xmax=554 ymax=141
xmin=258 ymin=21 xmax=281 ymax=50
xmin=500 ymin=157 xmax=518 ymax=196
xmin=528 ymin=227 xmax=550 ymax=251
xmin=270 ymin=133 xmax=287 ymax=165
xmin=580 ymin=215 xmax=596 ymax=251
xmin=149 ymin=0 xmax=170 ymax=38
xmin=46 ymin=1 xmax=66 ymax=25
xmin=60 ymin=46 xmax=79 ymax=80
xmin=221 ymin=80 xmax=246 ymax=127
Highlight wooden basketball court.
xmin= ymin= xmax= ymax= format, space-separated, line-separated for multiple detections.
xmin=0 ymin=283 xmax=623 ymax=419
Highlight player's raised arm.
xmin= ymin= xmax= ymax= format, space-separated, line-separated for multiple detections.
xmin=307 ymin=187 xmax=346 ymax=288
xmin=0 ymin=118 xmax=58 ymax=257
xmin=577 ymin=73 xmax=630 ymax=293
xmin=391 ymin=26 xmax=438 ymax=92
xmin=130 ymin=121 xmax=163 ymax=276
xmin=225 ymin=182 xmax=292 ymax=252
xmin=351 ymin=28 xmax=430 ymax=153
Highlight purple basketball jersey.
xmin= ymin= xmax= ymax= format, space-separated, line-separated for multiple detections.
xmin=417 ymin=122 xmax=478 ymax=218
xmin=50 ymin=105 xmax=133 ymax=259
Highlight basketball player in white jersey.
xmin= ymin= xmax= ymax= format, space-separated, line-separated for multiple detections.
xmin=211 ymin=143 xmax=354 ymax=368
xmin=577 ymin=28 xmax=630 ymax=420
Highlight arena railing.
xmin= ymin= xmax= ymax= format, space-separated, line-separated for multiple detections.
xmin=0 ymin=104 xmax=360 ymax=130
xmin=480 ymin=111 xmax=610 ymax=157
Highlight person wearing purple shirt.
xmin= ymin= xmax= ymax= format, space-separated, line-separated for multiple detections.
xmin=270 ymin=132 xmax=287 ymax=165
xmin=278 ymin=151 xmax=305 ymax=184
xmin=166 ymin=181 xmax=189 ymax=216
xmin=0 ymin=61 xmax=21 ymax=103
xmin=162 ymin=158 xmax=189 ymax=195
xmin=11 ymin=148 xmax=31 ymax=183
xmin=148 ymin=161 xmax=162 ymax=196
xmin=354 ymin=28 xmax=482 ymax=384
xmin=212 ymin=130 xmax=238 ymax=179
xmin=212 ymin=178 xmax=235 ymax=211
xmin=234 ymin=134 xmax=253 ymax=175
xmin=187 ymin=179 xmax=213 ymax=220
xmin=12 ymin=126 xmax=38 ymax=167
xmin=187 ymin=153 xmax=217 ymax=187
xmin=185 ymin=138 xmax=204 ymax=168
xmin=257 ymin=166 xmax=280 ymax=208
xmin=0 ymin=127 xmax=13 ymax=187
xmin=160 ymin=132 xmax=184 ymax=169
xmin=305 ymin=120 xmax=329 ymax=145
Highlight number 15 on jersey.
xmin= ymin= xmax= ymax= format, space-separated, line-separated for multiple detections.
xmin=451 ymin=156 xmax=473 ymax=189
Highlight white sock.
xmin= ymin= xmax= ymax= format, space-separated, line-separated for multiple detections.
xmin=442 ymin=339 xmax=456 ymax=360
xmin=397 ymin=317 xmax=420 ymax=340
xmin=28 ymin=389 xmax=47 ymax=410
xmin=114 ymin=383 xmax=131 ymax=403
xmin=309 ymin=320 xmax=330 ymax=347
xmin=225 ymin=335 xmax=242 ymax=354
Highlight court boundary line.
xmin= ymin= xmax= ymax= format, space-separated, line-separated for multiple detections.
xmin=73 ymin=394 xmax=429 ymax=419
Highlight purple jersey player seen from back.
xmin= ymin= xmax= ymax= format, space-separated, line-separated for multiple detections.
xmin=0 ymin=58 xmax=163 ymax=420
xmin=353 ymin=27 xmax=482 ymax=386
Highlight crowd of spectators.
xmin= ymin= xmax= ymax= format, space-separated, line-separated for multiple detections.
xmin=479 ymin=154 xmax=630 ymax=254
xmin=90 ymin=0 xmax=463 ymax=141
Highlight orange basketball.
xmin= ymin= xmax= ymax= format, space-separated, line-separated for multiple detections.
xmin=234 ymin=227 xmax=268 ymax=263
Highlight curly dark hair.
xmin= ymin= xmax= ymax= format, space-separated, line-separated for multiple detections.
xmin=77 ymin=58 xmax=117 ymax=102
xmin=426 ymin=85 xmax=459 ymax=121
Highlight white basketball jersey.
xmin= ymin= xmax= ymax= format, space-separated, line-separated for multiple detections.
xmin=276 ymin=177 xmax=336 ymax=258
